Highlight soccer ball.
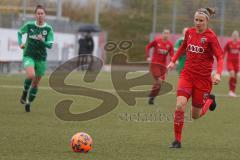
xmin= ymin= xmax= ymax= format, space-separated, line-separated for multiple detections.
xmin=70 ymin=132 xmax=93 ymax=153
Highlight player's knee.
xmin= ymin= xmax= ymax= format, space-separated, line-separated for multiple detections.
xmin=31 ymin=82 xmax=39 ymax=88
xmin=191 ymin=105 xmax=202 ymax=119
xmin=155 ymin=83 xmax=161 ymax=88
xmin=31 ymin=79 xmax=41 ymax=88
xmin=229 ymin=71 xmax=235 ymax=77
xmin=176 ymin=101 xmax=186 ymax=111
xmin=191 ymin=114 xmax=200 ymax=119
xmin=153 ymin=82 xmax=160 ymax=89
xmin=27 ymin=74 xmax=35 ymax=80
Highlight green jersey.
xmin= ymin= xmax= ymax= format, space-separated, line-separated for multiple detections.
xmin=174 ymin=37 xmax=186 ymax=74
xmin=18 ymin=21 xmax=54 ymax=61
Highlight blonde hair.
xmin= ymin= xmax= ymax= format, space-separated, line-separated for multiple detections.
xmin=232 ymin=30 xmax=239 ymax=37
xmin=196 ymin=7 xmax=216 ymax=20
xmin=162 ymin=28 xmax=170 ymax=34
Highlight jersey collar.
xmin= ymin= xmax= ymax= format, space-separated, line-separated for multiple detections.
xmin=34 ymin=21 xmax=47 ymax=28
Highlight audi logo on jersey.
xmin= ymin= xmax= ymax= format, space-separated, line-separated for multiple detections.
xmin=187 ymin=44 xmax=204 ymax=54
xmin=158 ymin=49 xmax=168 ymax=54
xmin=230 ymin=49 xmax=239 ymax=54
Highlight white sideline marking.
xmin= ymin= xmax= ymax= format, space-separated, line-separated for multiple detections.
xmin=0 ymin=84 xmax=240 ymax=97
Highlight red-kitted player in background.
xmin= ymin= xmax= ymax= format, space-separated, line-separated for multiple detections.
xmin=146 ymin=29 xmax=174 ymax=105
xmin=224 ymin=30 xmax=240 ymax=97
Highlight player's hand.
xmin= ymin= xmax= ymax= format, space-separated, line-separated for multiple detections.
xmin=146 ymin=57 xmax=151 ymax=62
xmin=167 ymin=61 xmax=175 ymax=70
xmin=37 ymin=34 xmax=43 ymax=41
xmin=19 ymin=44 xmax=25 ymax=49
xmin=212 ymin=73 xmax=221 ymax=85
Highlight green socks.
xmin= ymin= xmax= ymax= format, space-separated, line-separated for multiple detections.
xmin=28 ymin=87 xmax=38 ymax=103
xmin=24 ymin=79 xmax=32 ymax=91
xmin=23 ymin=79 xmax=39 ymax=104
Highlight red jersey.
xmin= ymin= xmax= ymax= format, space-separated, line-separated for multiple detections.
xmin=172 ymin=27 xmax=223 ymax=77
xmin=224 ymin=40 xmax=240 ymax=61
xmin=146 ymin=38 xmax=174 ymax=65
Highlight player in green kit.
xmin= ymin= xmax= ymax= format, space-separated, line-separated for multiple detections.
xmin=18 ymin=5 xmax=54 ymax=112
xmin=174 ymin=27 xmax=188 ymax=74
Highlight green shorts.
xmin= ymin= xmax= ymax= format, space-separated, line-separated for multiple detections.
xmin=23 ymin=56 xmax=47 ymax=76
xmin=177 ymin=55 xmax=186 ymax=74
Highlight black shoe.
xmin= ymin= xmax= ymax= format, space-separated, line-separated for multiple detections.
xmin=20 ymin=90 xmax=28 ymax=104
xmin=209 ymin=94 xmax=216 ymax=111
xmin=148 ymin=97 xmax=154 ymax=105
xmin=169 ymin=140 xmax=181 ymax=148
xmin=25 ymin=103 xmax=31 ymax=112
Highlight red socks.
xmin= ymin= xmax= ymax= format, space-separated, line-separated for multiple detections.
xmin=149 ymin=83 xmax=161 ymax=97
xmin=174 ymin=110 xmax=184 ymax=142
xmin=229 ymin=77 xmax=237 ymax=92
xmin=174 ymin=96 xmax=214 ymax=142
xmin=200 ymin=98 xmax=213 ymax=117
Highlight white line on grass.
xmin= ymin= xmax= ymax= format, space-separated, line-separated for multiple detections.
xmin=0 ymin=84 xmax=49 ymax=90
xmin=0 ymin=84 xmax=239 ymax=97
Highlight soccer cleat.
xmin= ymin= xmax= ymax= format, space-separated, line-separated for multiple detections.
xmin=148 ymin=97 xmax=154 ymax=105
xmin=20 ymin=90 xmax=28 ymax=104
xmin=25 ymin=103 xmax=31 ymax=112
xmin=169 ymin=140 xmax=182 ymax=148
xmin=228 ymin=91 xmax=237 ymax=97
xmin=209 ymin=94 xmax=216 ymax=111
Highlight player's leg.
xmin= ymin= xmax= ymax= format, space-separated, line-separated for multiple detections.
xmin=234 ymin=70 xmax=238 ymax=95
xmin=80 ymin=54 xmax=84 ymax=70
xmin=228 ymin=70 xmax=237 ymax=96
xmin=29 ymin=76 xmax=41 ymax=103
xmin=230 ymin=61 xmax=238 ymax=96
xmin=20 ymin=57 xmax=35 ymax=104
xmin=77 ymin=54 xmax=81 ymax=71
xmin=149 ymin=77 xmax=163 ymax=105
xmin=191 ymin=79 xmax=215 ymax=119
xmin=25 ymin=60 xmax=46 ymax=112
xmin=192 ymin=94 xmax=216 ymax=119
xmin=25 ymin=76 xmax=42 ymax=112
xmin=233 ymin=60 xmax=239 ymax=95
xmin=170 ymin=73 xmax=192 ymax=148
xmin=169 ymin=96 xmax=188 ymax=148
xmin=228 ymin=61 xmax=237 ymax=96
xmin=148 ymin=63 xmax=165 ymax=105
xmin=82 ymin=55 xmax=88 ymax=70
xmin=88 ymin=54 xmax=94 ymax=70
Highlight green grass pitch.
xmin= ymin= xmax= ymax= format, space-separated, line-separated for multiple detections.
xmin=0 ymin=72 xmax=239 ymax=160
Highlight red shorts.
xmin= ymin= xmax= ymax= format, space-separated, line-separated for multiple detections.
xmin=150 ymin=63 xmax=167 ymax=80
xmin=227 ymin=60 xmax=239 ymax=72
xmin=177 ymin=71 xmax=212 ymax=108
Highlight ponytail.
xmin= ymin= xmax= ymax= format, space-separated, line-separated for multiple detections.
xmin=196 ymin=7 xmax=216 ymax=20
xmin=205 ymin=7 xmax=216 ymax=17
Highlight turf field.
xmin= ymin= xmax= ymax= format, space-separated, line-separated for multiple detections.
xmin=0 ymin=71 xmax=240 ymax=160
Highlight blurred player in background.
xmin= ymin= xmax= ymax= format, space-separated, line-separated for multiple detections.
xmin=167 ymin=7 xmax=223 ymax=148
xmin=224 ymin=30 xmax=240 ymax=97
xmin=146 ymin=29 xmax=174 ymax=105
xmin=77 ymin=32 xmax=94 ymax=70
xmin=18 ymin=5 xmax=54 ymax=112
xmin=174 ymin=27 xmax=188 ymax=74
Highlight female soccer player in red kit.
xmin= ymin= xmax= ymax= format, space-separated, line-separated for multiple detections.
xmin=167 ymin=8 xmax=223 ymax=148
xmin=146 ymin=29 xmax=174 ymax=105
xmin=224 ymin=30 xmax=240 ymax=97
